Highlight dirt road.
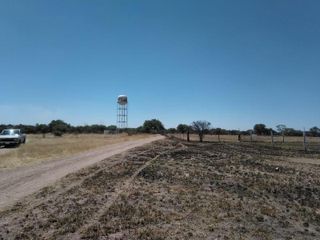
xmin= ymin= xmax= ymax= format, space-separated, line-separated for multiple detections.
xmin=0 ymin=135 xmax=164 ymax=210
xmin=0 ymin=147 xmax=11 ymax=156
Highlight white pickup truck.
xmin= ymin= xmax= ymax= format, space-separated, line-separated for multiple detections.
xmin=0 ymin=129 xmax=26 ymax=147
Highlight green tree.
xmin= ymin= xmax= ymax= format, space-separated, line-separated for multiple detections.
xmin=88 ymin=124 xmax=107 ymax=134
xmin=285 ymin=128 xmax=302 ymax=136
xmin=142 ymin=119 xmax=165 ymax=133
xmin=177 ymin=124 xmax=189 ymax=134
xmin=276 ymin=124 xmax=287 ymax=142
xmin=177 ymin=124 xmax=189 ymax=140
xmin=167 ymin=128 xmax=177 ymax=134
xmin=310 ymin=126 xmax=320 ymax=137
xmin=254 ymin=124 xmax=268 ymax=135
xmin=36 ymin=124 xmax=49 ymax=138
xmin=49 ymin=120 xmax=70 ymax=136
xmin=106 ymin=125 xmax=117 ymax=134
xmin=192 ymin=120 xmax=211 ymax=142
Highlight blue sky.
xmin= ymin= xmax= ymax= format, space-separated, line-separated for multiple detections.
xmin=0 ymin=0 xmax=319 ymax=130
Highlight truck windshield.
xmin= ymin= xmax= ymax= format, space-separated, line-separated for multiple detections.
xmin=1 ymin=130 xmax=15 ymax=135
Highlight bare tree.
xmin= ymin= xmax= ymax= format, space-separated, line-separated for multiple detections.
xmin=192 ymin=121 xmax=211 ymax=142
xmin=276 ymin=124 xmax=287 ymax=143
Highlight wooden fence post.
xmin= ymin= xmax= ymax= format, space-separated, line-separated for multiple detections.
xmin=303 ymin=129 xmax=307 ymax=152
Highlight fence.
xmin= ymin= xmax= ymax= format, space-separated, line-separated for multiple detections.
xmin=172 ymin=133 xmax=320 ymax=152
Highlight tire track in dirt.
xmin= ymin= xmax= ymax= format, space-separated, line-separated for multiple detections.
xmin=69 ymin=154 xmax=162 ymax=240
xmin=0 ymin=141 xmax=172 ymax=240
xmin=26 ymin=148 xmax=158 ymax=218
xmin=65 ymin=141 xmax=182 ymax=239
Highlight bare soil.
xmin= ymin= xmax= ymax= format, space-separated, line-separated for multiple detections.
xmin=286 ymin=157 xmax=320 ymax=165
xmin=0 ymin=147 xmax=11 ymax=156
xmin=1 ymin=138 xmax=320 ymax=240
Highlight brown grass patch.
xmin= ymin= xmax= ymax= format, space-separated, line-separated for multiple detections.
xmin=0 ymin=133 xmax=152 ymax=168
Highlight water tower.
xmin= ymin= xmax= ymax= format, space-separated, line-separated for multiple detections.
xmin=117 ymin=95 xmax=128 ymax=129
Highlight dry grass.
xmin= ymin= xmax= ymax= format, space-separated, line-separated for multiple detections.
xmin=0 ymin=133 xmax=152 ymax=169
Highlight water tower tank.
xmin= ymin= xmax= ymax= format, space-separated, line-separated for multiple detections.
xmin=117 ymin=95 xmax=128 ymax=129
xmin=117 ymin=95 xmax=128 ymax=105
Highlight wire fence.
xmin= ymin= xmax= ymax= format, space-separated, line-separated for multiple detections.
xmin=171 ymin=134 xmax=320 ymax=152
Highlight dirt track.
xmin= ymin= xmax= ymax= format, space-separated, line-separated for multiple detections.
xmin=0 ymin=147 xmax=10 ymax=156
xmin=0 ymin=135 xmax=164 ymax=210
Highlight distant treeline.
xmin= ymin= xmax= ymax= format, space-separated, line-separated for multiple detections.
xmin=0 ymin=120 xmax=117 ymax=136
xmin=0 ymin=120 xmax=319 ymax=137
xmin=170 ymin=123 xmax=320 ymax=137
xmin=0 ymin=119 xmax=165 ymax=136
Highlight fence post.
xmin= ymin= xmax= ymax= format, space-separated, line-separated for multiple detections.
xmin=303 ymin=129 xmax=307 ymax=152
xmin=250 ymin=130 xmax=253 ymax=142
xmin=271 ymin=129 xmax=274 ymax=147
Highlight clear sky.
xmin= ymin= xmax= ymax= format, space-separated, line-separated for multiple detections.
xmin=1 ymin=0 xmax=319 ymax=130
